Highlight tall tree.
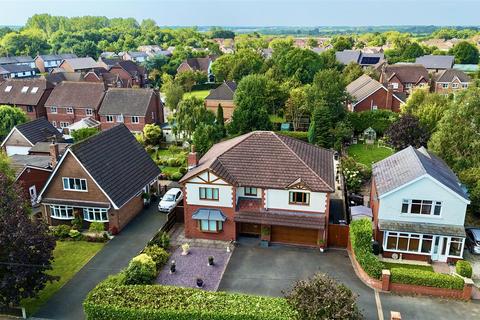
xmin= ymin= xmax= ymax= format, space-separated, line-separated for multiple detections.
xmin=161 ymin=74 xmax=184 ymax=112
xmin=176 ymin=97 xmax=215 ymax=138
xmin=385 ymin=114 xmax=430 ymax=151
xmin=216 ymin=104 xmax=226 ymax=138
xmin=342 ymin=62 xmax=364 ymax=84
xmin=285 ymin=86 xmax=310 ymax=131
xmin=0 ymin=152 xmax=14 ymax=181
xmin=308 ymin=105 xmax=334 ymax=148
xmin=211 ymin=49 xmax=264 ymax=82
xmin=309 ymin=69 xmax=347 ymax=122
xmin=192 ymin=123 xmax=217 ymax=156
xmin=0 ymin=173 xmax=56 ymax=307
xmin=449 ymin=41 xmax=479 ymax=64
xmin=272 ymin=47 xmax=323 ymax=84
xmin=0 ymin=105 xmax=28 ymax=140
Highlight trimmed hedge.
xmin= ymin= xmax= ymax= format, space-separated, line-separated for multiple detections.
xmin=456 ymin=260 xmax=473 ymax=278
xmin=349 ymin=218 xmax=383 ymax=279
xmin=275 ymin=131 xmax=308 ymax=142
xmin=142 ymin=245 xmax=170 ymax=271
xmin=390 ymin=267 xmax=464 ymax=290
xmin=84 ymin=283 xmax=296 ymax=320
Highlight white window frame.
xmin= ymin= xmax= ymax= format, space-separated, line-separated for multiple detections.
xmin=4 ymin=85 xmax=12 ymax=92
xmin=50 ymin=205 xmax=74 ymax=220
xmin=106 ymin=115 xmax=114 ymax=123
xmin=60 ymin=122 xmax=70 ymax=128
xmin=51 ymin=120 xmax=57 ymax=127
xmin=21 ymin=86 xmax=29 ymax=93
xmin=442 ymin=83 xmax=449 ymax=89
xmin=66 ymin=107 xmax=74 ymax=114
xmin=50 ymin=106 xmax=57 ymax=114
xmin=31 ymin=87 xmax=39 ymax=94
xmin=199 ymin=219 xmax=223 ymax=232
xmin=131 ymin=116 xmax=140 ymax=124
xmin=405 ymin=83 xmax=413 ymax=89
xmin=452 ymin=83 xmax=459 ymax=89
xmin=82 ymin=207 xmax=109 ymax=222
xmin=401 ymin=199 xmax=442 ymax=217
xmin=116 ymin=114 xmax=124 ymax=123
xmin=391 ymin=83 xmax=399 ymax=89
xmin=86 ymin=108 xmax=93 ymax=116
xmin=62 ymin=177 xmax=88 ymax=192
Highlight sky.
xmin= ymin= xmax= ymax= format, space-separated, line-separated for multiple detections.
xmin=0 ymin=0 xmax=479 ymax=27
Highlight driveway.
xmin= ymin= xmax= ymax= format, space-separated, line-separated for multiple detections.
xmin=33 ymin=202 xmax=167 ymax=320
xmin=219 ymin=243 xmax=480 ymax=320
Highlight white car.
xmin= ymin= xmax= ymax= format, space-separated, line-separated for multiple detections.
xmin=158 ymin=188 xmax=183 ymax=213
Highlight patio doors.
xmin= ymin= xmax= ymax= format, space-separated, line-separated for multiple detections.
xmin=431 ymin=236 xmax=449 ymax=262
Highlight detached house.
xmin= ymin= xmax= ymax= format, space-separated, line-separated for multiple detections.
xmin=433 ymin=69 xmax=471 ymax=94
xmin=180 ymin=131 xmax=335 ymax=247
xmin=98 ymin=88 xmax=163 ymax=133
xmin=38 ymin=124 xmax=160 ymax=233
xmin=35 ymin=54 xmax=78 ymax=73
xmin=45 ymin=82 xmax=106 ymax=130
xmin=177 ymin=56 xmax=216 ymax=83
xmin=415 ymin=55 xmax=455 ymax=73
xmin=109 ymin=61 xmax=148 ymax=88
xmin=346 ymin=75 xmax=405 ymax=112
xmin=58 ymin=57 xmax=100 ymax=74
xmin=380 ymin=64 xmax=429 ymax=94
xmin=123 ymin=51 xmax=148 ymax=63
xmin=336 ymin=50 xmax=385 ymax=68
xmin=204 ymin=81 xmax=237 ymax=121
xmin=371 ymin=146 xmax=469 ymax=263
xmin=0 ymin=78 xmax=53 ymax=119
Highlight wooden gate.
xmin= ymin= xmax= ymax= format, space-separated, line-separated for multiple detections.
xmin=328 ymin=224 xmax=349 ymax=248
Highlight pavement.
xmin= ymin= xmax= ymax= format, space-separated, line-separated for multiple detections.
xmin=218 ymin=242 xmax=480 ymax=320
xmin=32 ymin=201 xmax=167 ymax=320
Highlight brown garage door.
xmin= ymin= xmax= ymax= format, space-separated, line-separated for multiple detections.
xmin=270 ymin=226 xmax=319 ymax=246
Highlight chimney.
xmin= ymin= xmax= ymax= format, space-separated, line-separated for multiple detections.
xmin=187 ymin=145 xmax=199 ymax=170
xmin=50 ymin=141 xmax=59 ymax=168
xmin=386 ymin=86 xmax=393 ymax=111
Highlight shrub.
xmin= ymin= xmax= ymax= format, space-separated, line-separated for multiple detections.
xmin=179 ymin=167 xmax=187 ymax=174
xmin=285 ymin=273 xmax=362 ymax=320
xmin=69 ymin=229 xmax=81 ymax=239
xmin=456 ymin=260 xmax=473 ymax=278
xmin=148 ymin=231 xmax=171 ymax=250
xmin=51 ymin=224 xmax=71 ymax=239
xmin=102 ymin=271 xmax=126 ymax=287
xmin=143 ymin=245 xmax=170 ymax=270
xmin=84 ymin=283 xmax=296 ymax=320
xmin=390 ymin=268 xmax=464 ymax=290
xmin=171 ymin=172 xmax=183 ymax=181
xmin=124 ymin=254 xmax=157 ymax=285
xmin=71 ymin=216 xmax=83 ymax=230
xmin=89 ymin=222 xmax=105 ymax=233
xmin=168 ymin=158 xmax=178 ymax=167
xmin=275 ymin=131 xmax=309 ymax=142
xmin=349 ymin=218 xmax=383 ymax=279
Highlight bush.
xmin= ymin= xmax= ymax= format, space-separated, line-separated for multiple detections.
xmin=171 ymin=172 xmax=183 ymax=181
xmin=168 ymin=158 xmax=179 ymax=167
xmin=390 ymin=267 xmax=464 ymax=290
xmin=349 ymin=219 xmax=383 ymax=279
xmin=124 ymin=254 xmax=157 ymax=285
xmin=71 ymin=216 xmax=83 ymax=230
xmin=84 ymin=283 xmax=296 ymax=320
xmin=179 ymin=167 xmax=187 ymax=174
xmin=149 ymin=231 xmax=171 ymax=250
xmin=69 ymin=229 xmax=81 ymax=240
xmin=275 ymin=131 xmax=309 ymax=142
xmin=456 ymin=260 xmax=473 ymax=278
xmin=102 ymin=271 xmax=126 ymax=287
xmin=51 ymin=224 xmax=71 ymax=239
xmin=143 ymin=245 xmax=170 ymax=270
xmin=285 ymin=273 xmax=362 ymax=320
xmin=89 ymin=222 xmax=105 ymax=233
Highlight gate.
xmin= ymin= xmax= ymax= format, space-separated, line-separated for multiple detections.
xmin=328 ymin=224 xmax=349 ymax=248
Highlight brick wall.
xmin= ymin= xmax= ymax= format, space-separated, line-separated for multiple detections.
xmin=352 ymin=88 xmax=402 ymax=112
xmin=183 ymin=203 xmax=237 ymax=242
xmin=205 ymin=99 xmax=236 ymax=120
xmin=16 ymin=168 xmax=51 ymax=199
xmin=46 ymin=107 xmax=99 ymax=129
xmin=109 ymin=195 xmax=144 ymax=232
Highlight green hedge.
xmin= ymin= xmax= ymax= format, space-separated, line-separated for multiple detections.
xmin=84 ymin=283 xmax=296 ymax=320
xmin=349 ymin=219 xmax=383 ymax=279
xmin=456 ymin=260 xmax=473 ymax=278
xmin=275 ymin=131 xmax=308 ymax=142
xmin=390 ymin=267 xmax=464 ymax=290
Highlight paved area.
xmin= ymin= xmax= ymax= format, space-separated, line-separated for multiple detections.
xmin=170 ymin=224 xmax=231 ymax=249
xmin=219 ymin=243 xmax=480 ymax=320
xmin=33 ymin=202 xmax=167 ymax=320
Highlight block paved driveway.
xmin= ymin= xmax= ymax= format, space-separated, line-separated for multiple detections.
xmin=33 ymin=202 xmax=167 ymax=320
xmin=218 ymin=242 xmax=480 ymax=320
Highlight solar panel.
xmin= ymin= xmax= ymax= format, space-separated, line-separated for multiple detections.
xmin=361 ymin=57 xmax=380 ymax=65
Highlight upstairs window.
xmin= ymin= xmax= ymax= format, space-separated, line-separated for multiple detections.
xmin=63 ymin=177 xmax=87 ymax=191
xmin=106 ymin=115 xmax=114 ymax=122
xmin=4 ymin=86 xmax=12 ymax=92
xmin=289 ymin=191 xmax=310 ymax=205
xmin=21 ymin=86 xmax=29 ymax=93
xmin=116 ymin=114 xmax=124 ymax=123
xmin=442 ymin=83 xmax=449 ymax=89
xmin=199 ymin=187 xmax=219 ymax=201
xmin=131 ymin=116 xmax=139 ymax=124
xmin=244 ymin=187 xmax=257 ymax=196
xmin=401 ymin=199 xmax=441 ymax=216
xmin=66 ymin=107 xmax=74 ymax=114
xmin=50 ymin=106 xmax=57 ymax=114
xmin=86 ymin=108 xmax=93 ymax=116
xmin=452 ymin=83 xmax=459 ymax=89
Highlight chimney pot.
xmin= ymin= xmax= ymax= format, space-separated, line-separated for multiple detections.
xmin=187 ymin=145 xmax=199 ymax=170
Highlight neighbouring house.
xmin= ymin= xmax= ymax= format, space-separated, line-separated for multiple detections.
xmin=261 ymin=48 xmax=273 ymax=59
xmin=97 ymin=56 xmax=123 ymax=70
xmin=28 ymin=141 xmax=69 ymax=156
xmin=177 ymin=56 xmax=216 ymax=83
xmin=0 ymin=56 xmax=36 ymax=69
xmin=180 ymin=131 xmax=335 ymax=247
xmin=1 ymin=117 xmax=62 ymax=156
xmin=421 ymin=39 xmax=459 ymax=52
xmin=0 ymin=78 xmax=54 ymax=119
xmin=371 ymin=146 xmax=470 ymax=263
xmin=98 ymin=88 xmax=163 ymax=133
xmin=44 ymin=81 xmax=106 ymax=131
xmin=346 ymin=75 xmax=405 ymax=112
xmin=335 ymin=50 xmax=385 ymax=68
xmin=433 ymin=69 xmax=471 ymax=94
xmin=44 ymin=71 xmax=83 ymax=86
xmin=123 ymin=51 xmax=148 ymax=63
xmin=415 ymin=55 xmax=455 ymax=73
xmin=83 ymin=69 xmax=123 ymax=88
xmin=35 ymin=54 xmax=78 ymax=73
xmin=38 ymin=124 xmax=160 ymax=233
xmin=380 ymin=64 xmax=430 ymax=94
xmin=58 ymin=57 xmax=100 ymax=74
xmin=108 ymin=61 xmax=148 ymax=88
xmin=204 ymin=81 xmax=237 ymax=121
xmin=66 ymin=118 xmax=101 ymax=138
xmin=0 ymin=64 xmax=37 ymax=79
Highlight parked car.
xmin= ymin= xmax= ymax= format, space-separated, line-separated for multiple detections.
xmin=158 ymin=188 xmax=183 ymax=213
xmin=466 ymin=228 xmax=480 ymax=254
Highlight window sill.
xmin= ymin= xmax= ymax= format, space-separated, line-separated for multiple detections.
xmin=51 ymin=216 xmax=74 ymax=220
xmin=84 ymin=219 xmax=109 ymax=223
xmin=62 ymin=189 xmax=89 ymax=193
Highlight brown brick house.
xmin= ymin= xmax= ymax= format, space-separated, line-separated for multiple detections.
xmin=180 ymin=131 xmax=335 ymax=247
xmin=204 ymin=81 xmax=237 ymax=120
xmin=0 ymin=78 xmax=54 ymax=120
xmin=38 ymin=124 xmax=160 ymax=233
xmin=58 ymin=57 xmax=100 ymax=74
xmin=346 ymin=75 xmax=405 ymax=112
xmin=177 ymin=56 xmax=216 ymax=83
xmin=109 ymin=61 xmax=148 ymax=88
xmin=98 ymin=88 xmax=163 ymax=133
xmin=35 ymin=53 xmax=78 ymax=73
xmin=433 ymin=69 xmax=471 ymax=94
xmin=44 ymin=82 xmax=106 ymax=131
xmin=380 ymin=64 xmax=430 ymax=95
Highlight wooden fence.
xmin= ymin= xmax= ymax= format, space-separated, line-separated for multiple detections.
xmin=328 ymin=224 xmax=349 ymax=248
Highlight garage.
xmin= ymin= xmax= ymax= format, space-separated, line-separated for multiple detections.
xmin=270 ymin=225 xmax=319 ymax=246
xmin=6 ymin=145 xmax=31 ymax=156
xmin=238 ymin=222 xmax=261 ymax=236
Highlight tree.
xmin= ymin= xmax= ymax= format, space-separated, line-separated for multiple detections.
xmin=274 ymin=47 xmax=324 ymax=84
xmin=216 ymin=104 xmax=226 ymax=138
xmin=285 ymin=86 xmax=310 ymax=131
xmin=285 ymin=273 xmax=362 ymax=320
xmin=176 ymin=97 xmax=215 ymax=138
xmin=175 ymin=70 xmax=207 ymax=92
xmin=309 ymin=69 xmax=347 ymax=122
xmin=161 ymin=74 xmax=184 ymax=112
xmin=402 ymin=42 xmax=425 ymax=61
xmin=347 ymin=110 xmax=398 ymax=136
xmin=332 ymin=121 xmax=353 ymax=151
xmin=449 ymin=41 xmax=479 ymax=64
xmin=229 ymin=74 xmax=274 ymax=134
xmin=71 ymin=127 xmax=99 ymax=143
xmin=0 ymin=173 xmax=56 ymax=307
xmin=0 ymin=152 xmax=14 ymax=181
xmin=0 ymin=105 xmax=28 ymax=140
xmin=306 ymin=38 xmax=319 ymax=48
xmin=342 ymin=62 xmax=364 ymax=84
xmin=459 ymin=168 xmax=480 ymax=216
xmin=210 ymin=54 xmax=235 ymax=82
xmin=143 ymin=124 xmax=162 ymax=146
xmin=192 ymin=123 xmax=217 ymax=155
xmin=331 ymin=36 xmax=354 ymax=51
xmin=308 ymin=105 xmax=334 ymax=148
xmin=385 ymin=114 xmax=430 ymax=150
xmin=211 ymin=49 xmax=264 ymax=82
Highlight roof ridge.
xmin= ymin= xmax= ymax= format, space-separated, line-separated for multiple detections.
xmin=273 ymin=132 xmax=333 ymax=191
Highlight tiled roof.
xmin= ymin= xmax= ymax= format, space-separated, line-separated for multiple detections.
xmin=29 ymin=141 xmax=69 ymax=154
xmin=435 ymin=69 xmax=471 ymax=83
xmin=0 ymin=78 xmax=53 ymax=106
xmin=347 ymin=75 xmax=405 ymax=106
xmin=372 ymin=146 xmax=468 ymax=200
xmin=61 ymin=57 xmax=99 ymax=70
xmin=336 ymin=50 xmax=362 ymax=65
xmin=415 ymin=55 xmax=454 ymax=70
xmin=70 ymin=124 xmax=160 ymax=208
xmin=37 ymin=53 xmax=77 ymax=61
xmin=45 ymin=81 xmax=105 ymax=109
xmin=99 ymin=88 xmax=155 ymax=116
xmin=383 ymin=64 xmax=429 ymax=84
xmin=15 ymin=118 xmax=61 ymax=145
xmin=205 ymin=81 xmax=236 ymax=100
xmin=183 ymin=57 xmax=214 ymax=72
xmin=0 ymin=56 xmax=34 ymax=65
xmin=10 ymin=154 xmax=52 ymax=176
xmin=0 ymin=64 xmax=35 ymax=73
xmin=181 ymin=131 xmax=335 ymax=192
xmin=115 ymin=60 xmax=144 ymax=76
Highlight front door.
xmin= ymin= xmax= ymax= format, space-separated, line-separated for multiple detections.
xmin=28 ymin=185 xmax=37 ymax=206
xmin=432 ymin=236 xmax=449 ymax=262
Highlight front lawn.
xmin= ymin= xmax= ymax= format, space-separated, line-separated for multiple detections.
xmin=183 ymin=89 xmax=210 ymax=100
xmin=382 ymin=262 xmax=433 ymax=272
xmin=347 ymin=143 xmax=394 ymax=168
xmin=21 ymin=241 xmax=104 ymax=315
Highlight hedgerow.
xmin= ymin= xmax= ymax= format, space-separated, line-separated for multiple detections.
xmin=390 ymin=267 xmax=464 ymax=290
xmin=349 ymin=218 xmax=383 ymax=279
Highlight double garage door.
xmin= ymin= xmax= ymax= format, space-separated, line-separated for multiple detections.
xmin=270 ymin=225 xmax=319 ymax=246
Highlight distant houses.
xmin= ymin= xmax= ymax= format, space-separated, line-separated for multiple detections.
xmin=204 ymin=81 xmax=237 ymax=121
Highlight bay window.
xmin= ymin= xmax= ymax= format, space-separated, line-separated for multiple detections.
xmin=83 ymin=208 xmax=108 ymax=222
xmin=384 ymin=231 xmax=432 ymax=254
xmin=50 ymin=205 xmax=74 ymax=219
xmin=199 ymin=220 xmax=223 ymax=232
xmin=449 ymin=237 xmax=463 ymax=257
